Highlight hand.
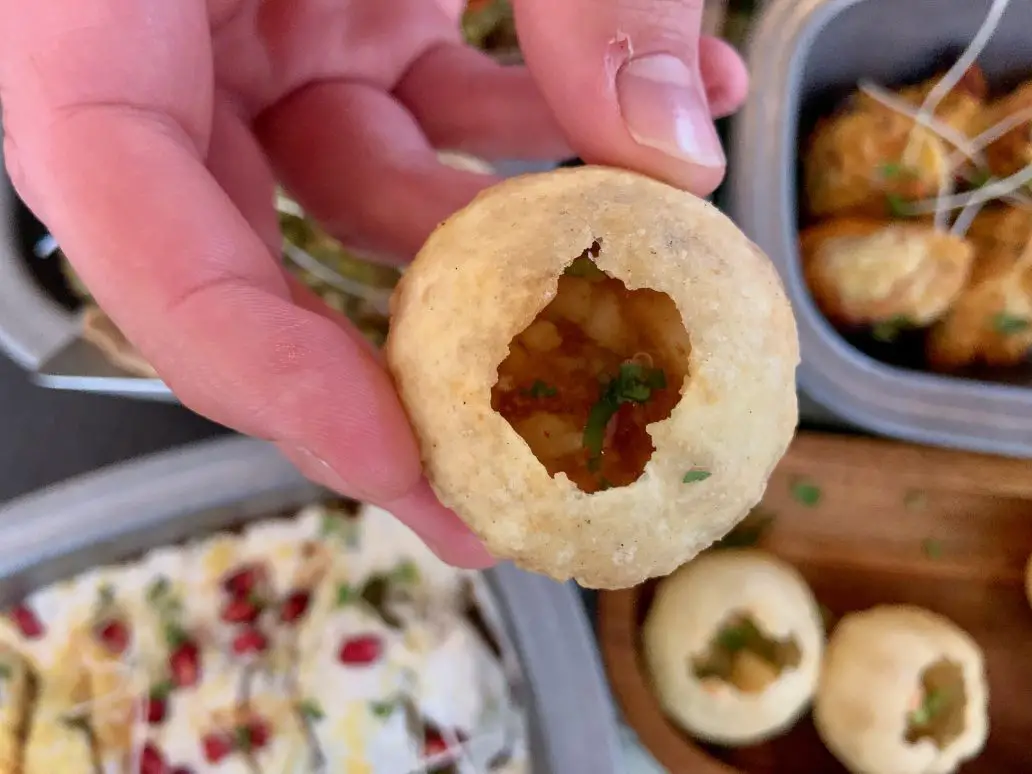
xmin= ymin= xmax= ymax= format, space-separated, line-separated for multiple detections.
xmin=0 ymin=0 xmax=747 ymax=568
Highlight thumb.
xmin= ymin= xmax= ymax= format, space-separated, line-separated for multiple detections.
xmin=514 ymin=0 xmax=726 ymax=195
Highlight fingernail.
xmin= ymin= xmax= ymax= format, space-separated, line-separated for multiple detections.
xmin=616 ymin=53 xmax=726 ymax=168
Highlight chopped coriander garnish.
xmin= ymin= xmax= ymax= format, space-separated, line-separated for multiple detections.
xmin=682 ymin=469 xmax=712 ymax=484
xmin=525 ymin=380 xmax=557 ymax=399
xmin=992 ymin=312 xmax=1030 ymax=335
xmin=335 ymin=583 xmax=357 ymax=606
xmin=391 ymin=560 xmax=420 ymax=585
xmin=369 ymin=700 xmax=396 ymax=719
xmin=909 ymin=687 xmax=947 ymax=725
xmin=149 ymin=680 xmax=173 ymax=702
xmin=872 ymin=315 xmax=910 ymax=343
xmin=790 ymin=479 xmax=822 ymax=507
xmin=715 ymin=618 xmax=762 ymax=653
xmin=968 ymin=168 xmax=992 ymax=188
xmin=297 ymin=699 xmax=325 ymax=721
xmin=235 ymin=725 xmax=253 ymax=751
xmin=0 ymin=663 xmax=11 ymax=680
xmin=922 ymin=538 xmax=943 ymax=559
xmin=885 ymin=193 xmax=912 ymax=218
xmin=320 ymin=513 xmax=344 ymax=538
xmin=163 ymin=622 xmax=188 ymax=649
xmin=583 ymin=362 xmax=667 ymax=460
xmin=879 ymin=161 xmax=911 ymax=180
xmin=146 ymin=577 xmax=170 ymax=604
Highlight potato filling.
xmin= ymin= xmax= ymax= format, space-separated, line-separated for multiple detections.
xmin=491 ymin=243 xmax=690 ymax=493
xmin=905 ymin=658 xmax=966 ymax=749
xmin=691 ymin=613 xmax=802 ymax=694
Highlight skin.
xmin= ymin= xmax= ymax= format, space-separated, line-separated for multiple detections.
xmin=0 ymin=0 xmax=748 ymax=569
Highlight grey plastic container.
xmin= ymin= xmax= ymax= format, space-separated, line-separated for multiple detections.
xmin=0 ymin=152 xmax=557 ymax=402
xmin=728 ymin=0 xmax=1032 ymax=457
xmin=0 ymin=435 xmax=622 ymax=774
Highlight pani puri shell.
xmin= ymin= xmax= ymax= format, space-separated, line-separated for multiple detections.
xmin=385 ymin=166 xmax=799 ymax=589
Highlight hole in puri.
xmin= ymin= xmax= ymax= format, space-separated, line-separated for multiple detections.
xmin=490 ymin=241 xmax=691 ymax=494
xmin=691 ymin=613 xmax=803 ymax=695
xmin=905 ymin=658 xmax=966 ymax=749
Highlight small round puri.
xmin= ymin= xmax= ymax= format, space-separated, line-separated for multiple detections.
xmin=641 ymin=550 xmax=824 ymax=746
xmin=815 ymin=605 xmax=989 ymax=774
xmin=386 ymin=166 xmax=799 ymax=589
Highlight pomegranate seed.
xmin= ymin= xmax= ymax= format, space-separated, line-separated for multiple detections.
xmin=220 ymin=597 xmax=261 ymax=625
xmin=279 ymin=591 xmax=310 ymax=624
xmin=338 ymin=634 xmax=383 ymax=666
xmin=139 ymin=742 xmax=167 ymax=774
xmin=202 ymin=733 xmax=233 ymax=764
xmin=424 ymin=729 xmax=449 ymax=757
xmin=10 ymin=604 xmax=44 ymax=639
xmin=221 ymin=565 xmax=263 ymax=597
xmin=232 ymin=627 xmax=268 ymax=656
xmin=146 ymin=696 xmax=167 ymax=725
xmin=236 ymin=719 xmax=271 ymax=751
xmin=96 ymin=619 xmax=131 ymax=654
xmin=169 ymin=641 xmax=201 ymax=687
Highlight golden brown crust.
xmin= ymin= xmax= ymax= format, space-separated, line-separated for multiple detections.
xmin=927 ymin=249 xmax=1032 ymax=370
xmin=984 ymin=80 xmax=1032 ymax=180
xmin=385 ymin=166 xmax=799 ymax=589
xmin=800 ymin=218 xmax=974 ymax=328
xmin=80 ymin=305 xmax=159 ymax=379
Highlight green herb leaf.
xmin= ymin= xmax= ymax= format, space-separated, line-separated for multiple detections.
xmin=921 ymin=538 xmax=943 ymax=559
xmin=369 ymin=700 xmax=397 ymax=719
xmin=149 ymin=680 xmax=173 ymax=702
xmin=682 ymin=469 xmax=712 ymax=484
xmin=909 ymin=688 xmax=947 ymax=725
xmin=146 ymin=577 xmax=170 ymax=604
xmin=97 ymin=584 xmax=115 ymax=608
xmin=320 ymin=514 xmax=344 ymax=538
xmin=235 ymin=725 xmax=253 ymax=752
xmin=885 ymin=193 xmax=913 ymax=218
xmin=790 ymin=479 xmax=822 ymax=507
xmin=163 ymin=622 xmax=188 ymax=650
xmin=968 ymin=168 xmax=992 ymax=188
xmin=583 ymin=362 xmax=667 ymax=459
xmin=879 ymin=161 xmax=906 ymax=179
xmin=872 ymin=315 xmax=910 ymax=343
xmin=525 ymin=380 xmax=557 ymax=399
xmin=391 ymin=560 xmax=420 ymax=585
xmin=335 ymin=583 xmax=357 ymax=606
xmin=715 ymin=619 xmax=761 ymax=653
xmin=992 ymin=312 xmax=1031 ymax=335
xmin=0 ymin=663 xmax=11 ymax=680
xmin=297 ymin=699 xmax=325 ymax=721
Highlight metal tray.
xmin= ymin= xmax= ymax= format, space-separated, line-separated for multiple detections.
xmin=728 ymin=0 xmax=1032 ymax=457
xmin=0 ymin=435 xmax=622 ymax=774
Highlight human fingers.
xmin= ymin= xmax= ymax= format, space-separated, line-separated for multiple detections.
xmin=395 ymin=43 xmax=572 ymax=161
xmin=258 ymin=80 xmax=501 ymax=262
xmin=0 ymin=0 xmax=492 ymax=568
xmin=514 ymin=0 xmax=734 ymax=195
xmin=699 ymin=36 xmax=750 ymax=118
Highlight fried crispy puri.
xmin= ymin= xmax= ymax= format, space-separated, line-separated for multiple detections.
xmin=800 ymin=218 xmax=974 ymax=329
xmin=387 ymin=166 xmax=799 ymax=589
xmin=927 ymin=247 xmax=1032 ymax=370
xmin=804 ymin=68 xmax=986 ymax=220
xmin=983 ymin=79 xmax=1032 ymax=181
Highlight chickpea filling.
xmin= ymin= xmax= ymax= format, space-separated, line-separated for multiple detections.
xmin=691 ymin=614 xmax=803 ymax=694
xmin=905 ymin=659 xmax=966 ymax=749
xmin=491 ymin=242 xmax=691 ymax=494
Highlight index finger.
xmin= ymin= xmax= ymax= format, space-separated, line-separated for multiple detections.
xmin=0 ymin=0 xmax=492 ymax=567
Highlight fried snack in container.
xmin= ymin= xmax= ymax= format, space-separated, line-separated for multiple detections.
xmin=983 ymin=79 xmax=1032 ymax=181
xmin=803 ymin=68 xmax=986 ymax=220
xmin=81 ymin=305 xmax=160 ymax=379
xmin=815 ymin=605 xmax=988 ymax=774
xmin=800 ymin=218 xmax=974 ymax=329
xmin=385 ymin=166 xmax=799 ymax=589
xmin=642 ymin=550 xmax=823 ymax=746
xmin=926 ymin=246 xmax=1032 ymax=369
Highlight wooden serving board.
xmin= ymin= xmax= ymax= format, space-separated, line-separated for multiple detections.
xmin=598 ymin=432 xmax=1032 ymax=773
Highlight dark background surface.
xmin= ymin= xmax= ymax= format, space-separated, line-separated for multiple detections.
xmin=0 ymin=353 xmax=227 ymax=505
